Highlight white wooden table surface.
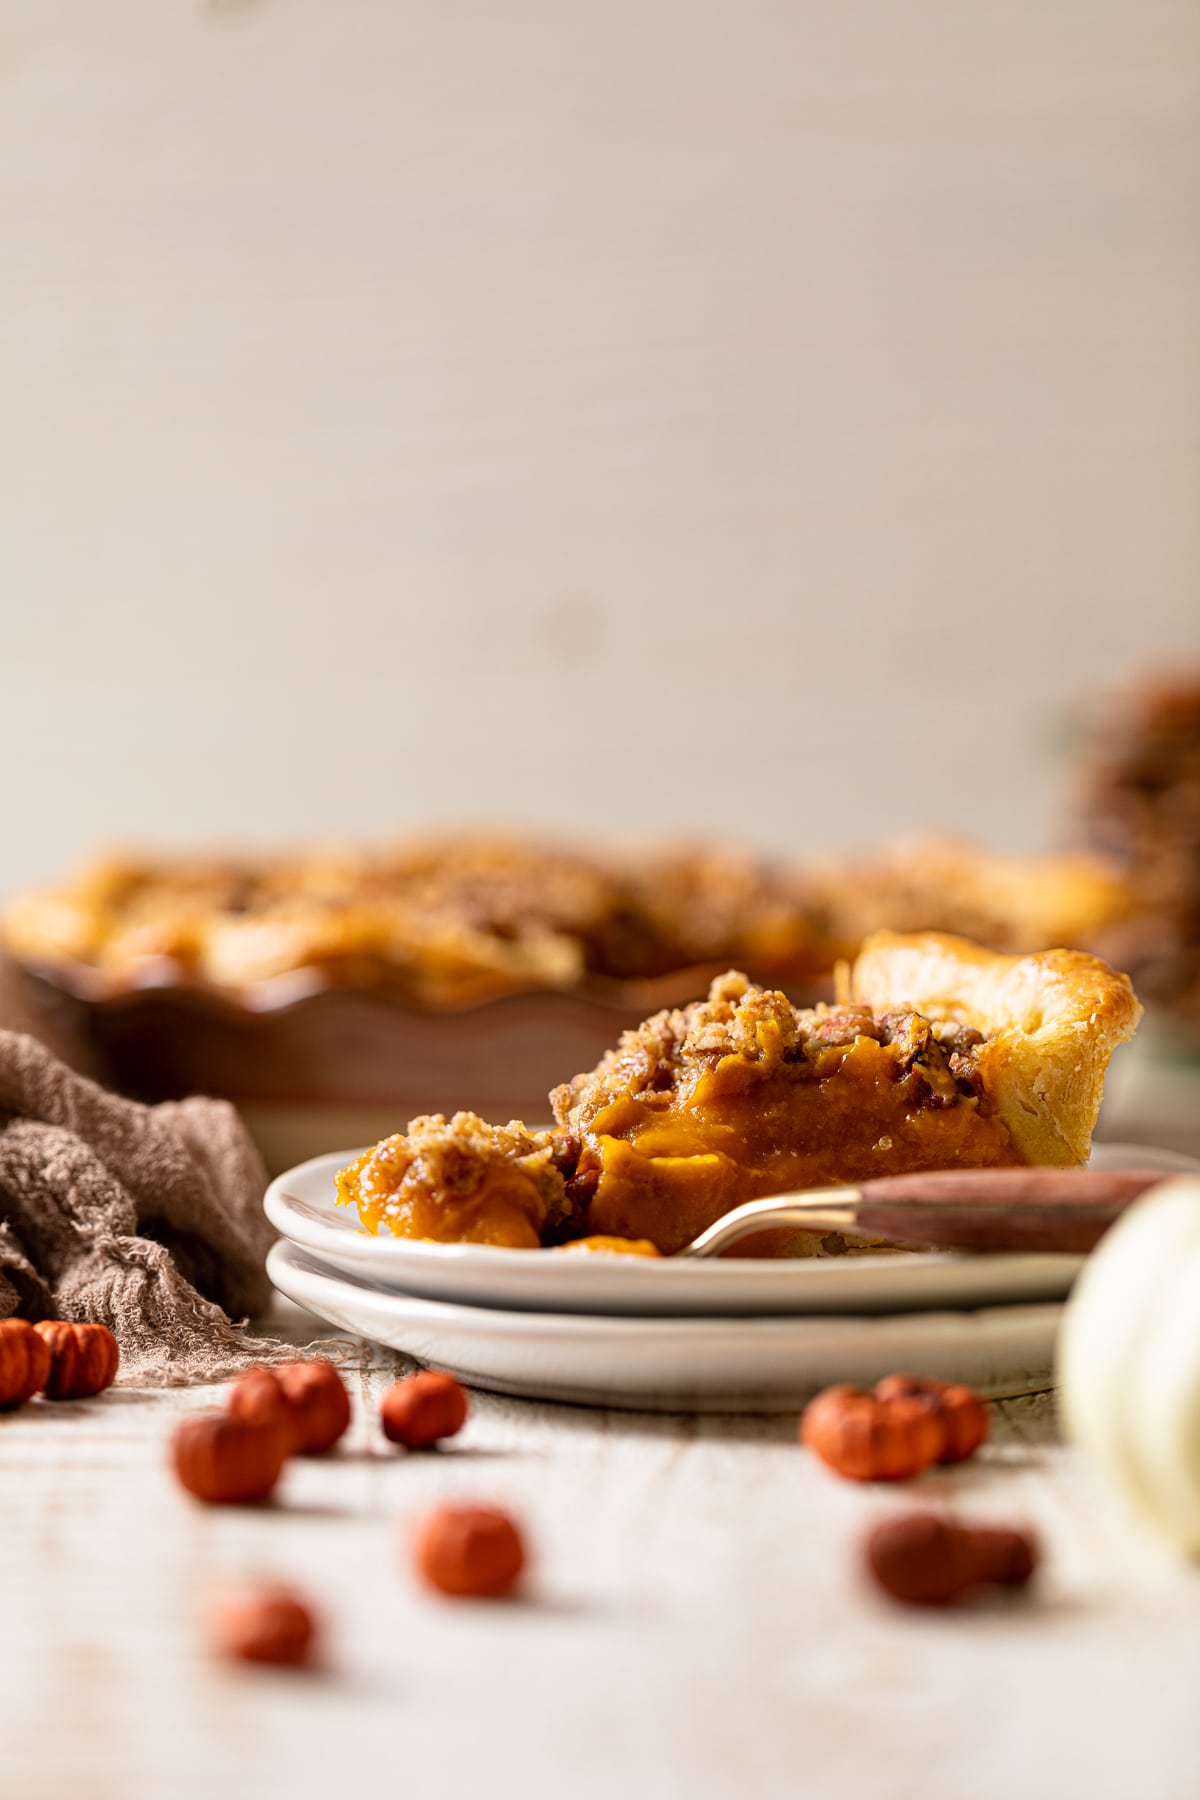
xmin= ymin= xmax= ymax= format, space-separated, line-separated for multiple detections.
xmin=3 ymin=1299 xmax=1198 ymax=1800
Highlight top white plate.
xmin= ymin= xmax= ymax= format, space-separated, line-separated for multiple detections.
xmin=264 ymin=1142 xmax=1197 ymax=1318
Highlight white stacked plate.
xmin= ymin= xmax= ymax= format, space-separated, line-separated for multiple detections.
xmin=265 ymin=1144 xmax=1196 ymax=1413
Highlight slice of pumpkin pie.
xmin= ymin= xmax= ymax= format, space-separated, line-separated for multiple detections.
xmin=337 ymin=932 xmax=1141 ymax=1256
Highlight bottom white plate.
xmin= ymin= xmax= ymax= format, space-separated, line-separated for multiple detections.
xmin=268 ymin=1239 xmax=1061 ymax=1413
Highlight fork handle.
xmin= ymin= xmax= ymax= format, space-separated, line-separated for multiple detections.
xmin=855 ymin=1166 xmax=1164 ymax=1254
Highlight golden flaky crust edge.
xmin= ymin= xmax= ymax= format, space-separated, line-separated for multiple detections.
xmin=848 ymin=931 xmax=1143 ymax=1166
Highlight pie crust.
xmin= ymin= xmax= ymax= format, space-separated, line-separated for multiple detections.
xmin=847 ymin=932 xmax=1143 ymax=1168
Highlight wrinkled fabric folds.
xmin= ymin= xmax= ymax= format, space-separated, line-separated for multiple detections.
xmin=0 ymin=1030 xmax=284 ymax=1383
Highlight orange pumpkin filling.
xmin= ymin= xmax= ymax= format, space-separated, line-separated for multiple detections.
xmin=337 ymin=1114 xmax=573 ymax=1250
xmin=546 ymin=972 xmax=1015 ymax=1254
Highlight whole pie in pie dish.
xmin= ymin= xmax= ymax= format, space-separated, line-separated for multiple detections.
xmin=335 ymin=931 xmax=1141 ymax=1256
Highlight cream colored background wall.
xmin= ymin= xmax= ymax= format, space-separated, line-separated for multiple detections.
xmin=1 ymin=0 xmax=1198 ymax=890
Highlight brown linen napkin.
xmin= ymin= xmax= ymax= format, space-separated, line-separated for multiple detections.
xmin=0 ymin=1029 xmax=287 ymax=1383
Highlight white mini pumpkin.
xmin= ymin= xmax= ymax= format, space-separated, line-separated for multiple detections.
xmin=1058 ymin=1175 xmax=1200 ymax=1555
